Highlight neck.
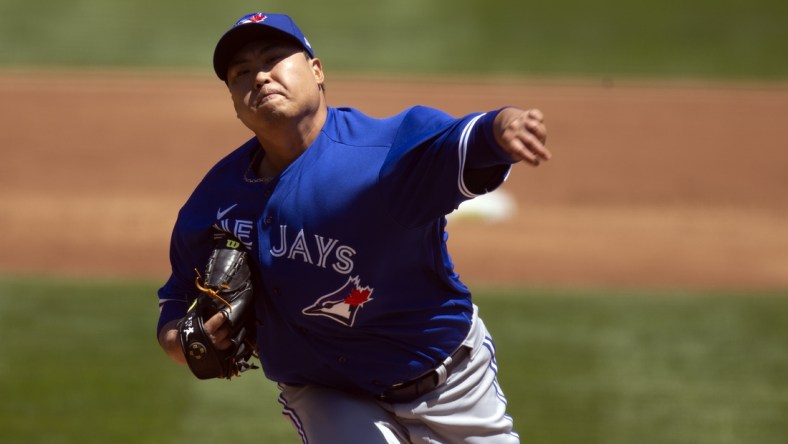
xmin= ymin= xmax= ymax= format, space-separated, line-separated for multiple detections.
xmin=255 ymin=104 xmax=328 ymax=176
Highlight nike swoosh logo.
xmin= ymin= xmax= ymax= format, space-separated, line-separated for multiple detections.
xmin=216 ymin=204 xmax=238 ymax=220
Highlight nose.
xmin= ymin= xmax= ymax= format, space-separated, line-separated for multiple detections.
xmin=254 ymin=70 xmax=270 ymax=90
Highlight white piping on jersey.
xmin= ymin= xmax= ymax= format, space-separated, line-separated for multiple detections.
xmin=457 ymin=113 xmax=487 ymax=199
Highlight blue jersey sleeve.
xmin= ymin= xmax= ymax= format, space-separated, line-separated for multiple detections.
xmin=156 ymin=140 xmax=260 ymax=336
xmin=379 ymin=106 xmax=514 ymax=228
xmin=156 ymin=217 xmax=211 ymax=336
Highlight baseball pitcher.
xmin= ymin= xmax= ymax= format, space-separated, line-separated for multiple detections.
xmin=157 ymin=12 xmax=551 ymax=443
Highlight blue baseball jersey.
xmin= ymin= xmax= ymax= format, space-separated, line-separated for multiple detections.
xmin=158 ymin=105 xmax=515 ymax=395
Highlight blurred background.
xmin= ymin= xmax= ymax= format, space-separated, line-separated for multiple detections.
xmin=1 ymin=1 xmax=787 ymax=443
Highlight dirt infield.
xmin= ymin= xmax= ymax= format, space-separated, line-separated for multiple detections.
xmin=1 ymin=71 xmax=787 ymax=290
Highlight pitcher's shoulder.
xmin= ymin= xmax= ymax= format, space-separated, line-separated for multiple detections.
xmin=326 ymin=106 xmax=452 ymax=147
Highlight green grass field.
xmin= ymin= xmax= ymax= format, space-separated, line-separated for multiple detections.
xmin=2 ymin=1 xmax=787 ymax=443
xmin=1 ymin=0 xmax=788 ymax=80
xmin=1 ymin=277 xmax=786 ymax=444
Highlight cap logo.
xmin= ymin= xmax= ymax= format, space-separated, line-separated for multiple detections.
xmin=236 ymin=13 xmax=267 ymax=26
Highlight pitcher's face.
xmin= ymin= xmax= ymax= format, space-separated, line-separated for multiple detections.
xmin=226 ymin=37 xmax=324 ymax=127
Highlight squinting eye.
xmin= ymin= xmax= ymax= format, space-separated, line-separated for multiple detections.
xmin=266 ymin=54 xmax=285 ymax=64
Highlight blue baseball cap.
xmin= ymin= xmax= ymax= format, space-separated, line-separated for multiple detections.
xmin=213 ymin=12 xmax=315 ymax=81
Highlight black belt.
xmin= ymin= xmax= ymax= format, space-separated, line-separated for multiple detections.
xmin=376 ymin=346 xmax=471 ymax=403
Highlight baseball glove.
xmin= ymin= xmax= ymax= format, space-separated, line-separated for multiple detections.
xmin=177 ymin=233 xmax=258 ymax=379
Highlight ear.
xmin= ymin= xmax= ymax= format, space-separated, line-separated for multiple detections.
xmin=310 ymin=57 xmax=325 ymax=87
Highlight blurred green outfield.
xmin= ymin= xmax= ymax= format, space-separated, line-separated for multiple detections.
xmin=2 ymin=1 xmax=788 ymax=443
xmin=1 ymin=0 xmax=788 ymax=79
xmin=1 ymin=277 xmax=787 ymax=444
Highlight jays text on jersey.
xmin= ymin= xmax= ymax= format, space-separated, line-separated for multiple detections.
xmin=158 ymin=105 xmax=515 ymax=395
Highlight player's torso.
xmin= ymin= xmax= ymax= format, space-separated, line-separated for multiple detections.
xmin=187 ymin=107 xmax=473 ymax=392
xmin=257 ymin=122 xmax=434 ymax=316
xmin=254 ymin=135 xmax=470 ymax=392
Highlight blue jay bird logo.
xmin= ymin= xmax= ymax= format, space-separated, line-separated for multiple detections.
xmin=302 ymin=276 xmax=374 ymax=327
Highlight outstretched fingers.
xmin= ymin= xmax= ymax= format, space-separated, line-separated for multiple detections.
xmin=494 ymin=107 xmax=551 ymax=166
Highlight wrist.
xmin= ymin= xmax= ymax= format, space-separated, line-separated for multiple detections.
xmin=158 ymin=320 xmax=187 ymax=365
